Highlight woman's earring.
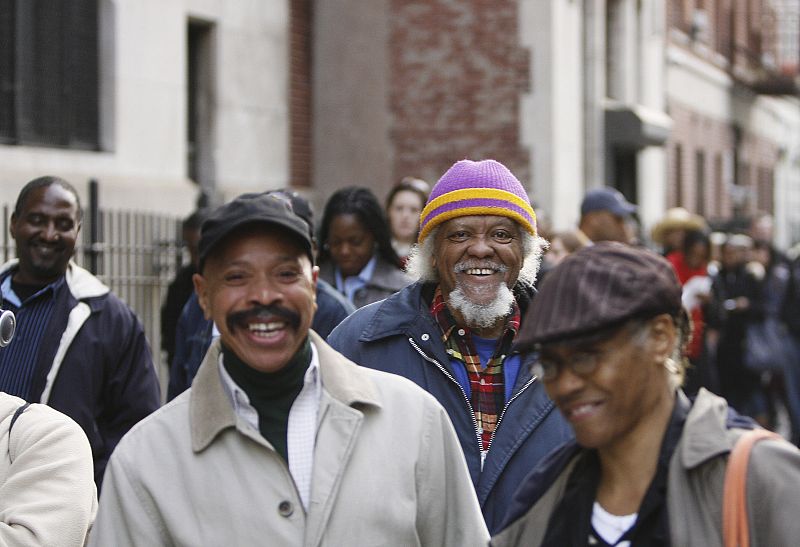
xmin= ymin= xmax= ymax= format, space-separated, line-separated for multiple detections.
xmin=664 ymin=358 xmax=679 ymax=374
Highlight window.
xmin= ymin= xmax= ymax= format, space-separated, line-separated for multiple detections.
xmin=0 ymin=0 xmax=99 ymax=149
xmin=695 ymin=150 xmax=706 ymax=215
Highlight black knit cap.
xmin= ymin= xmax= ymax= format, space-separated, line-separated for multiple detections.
xmin=198 ymin=192 xmax=313 ymax=271
xmin=517 ymin=242 xmax=682 ymax=349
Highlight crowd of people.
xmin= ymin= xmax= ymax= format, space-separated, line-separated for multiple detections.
xmin=0 ymin=163 xmax=799 ymax=545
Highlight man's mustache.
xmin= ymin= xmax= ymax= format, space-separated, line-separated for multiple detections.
xmin=226 ymin=305 xmax=301 ymax=333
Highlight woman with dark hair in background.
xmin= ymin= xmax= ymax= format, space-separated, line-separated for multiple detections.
xmin=318 ymin=186 xmax=412 ymax=308
xmin=385 ymin=177 xmax=430 ymax=266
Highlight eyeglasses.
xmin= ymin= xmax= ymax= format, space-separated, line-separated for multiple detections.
xmin=532 ymin=321 xmax=650 ymax=382
xmin=532 ymin=350 xmax=605 ymax=382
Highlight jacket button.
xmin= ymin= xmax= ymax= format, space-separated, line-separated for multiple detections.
xmin=421 ymin=333 xmax=430 ymax=341
xmin=278 ymin=501 xmax=293 ymax=517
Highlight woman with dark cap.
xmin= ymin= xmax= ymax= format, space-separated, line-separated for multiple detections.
xmin=318 ymin=186 xmax=412 ymax=308
xmin=492 ymin=242 xmax=800 ymax=547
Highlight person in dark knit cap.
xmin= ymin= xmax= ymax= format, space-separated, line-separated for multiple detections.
xmin=328 ymin=159 xmax=572 ymax=534
xmin=491 ymin=242 xmax=800 ymax=547
xmin=91 ymin=192 xmax=487 ymax=546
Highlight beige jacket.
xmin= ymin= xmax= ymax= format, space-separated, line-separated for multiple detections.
xmin=0 ymin=393 xmax=97 ymax=546
xmin=90 ymin=331 xmax=488 ymax=546
xmin=492 ymin=389 xmax=800 ymax=547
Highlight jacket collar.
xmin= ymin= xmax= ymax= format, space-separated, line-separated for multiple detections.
xmin=0 ymin=259 xmax=109 ymax=301
xmin=190 ymin=330 xmax=381 ymax=452
xmin=357 ymin=282 xmax=431 ymax=342
xmin=677 ymin=388 xmax=740 ymax=469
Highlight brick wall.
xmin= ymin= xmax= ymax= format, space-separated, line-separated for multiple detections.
xmin=388 ymin=0 xmax=530 ymax=185
xmin=289 ymin=0 xmax=312 ymax=187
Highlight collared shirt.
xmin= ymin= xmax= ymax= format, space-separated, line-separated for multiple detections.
xmin=334 ymin=255 xmax=377 ymax=304
xmin=0 ymin=273 xmax=64 ymax=399
xmin=430 ymin=287 xmax=521 ymax=454
xmin=218 ymin=342 xmax=322 ymax=511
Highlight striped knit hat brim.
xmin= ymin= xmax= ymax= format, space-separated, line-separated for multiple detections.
xmin=418 ymin=159 xmax=536 ymax=243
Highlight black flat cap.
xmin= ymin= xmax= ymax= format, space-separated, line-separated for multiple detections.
xmin=517 ymin=242 xmax=682 ymax=348
xmin=198 ymin=192 xmax=313 ymax=271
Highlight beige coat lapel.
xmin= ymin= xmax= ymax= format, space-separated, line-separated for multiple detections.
xmin=305 ymin=332 xmax=381 ymax=547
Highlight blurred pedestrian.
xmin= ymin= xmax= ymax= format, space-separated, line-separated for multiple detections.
xmin=160 ymin=208 xmax=207 ymax=368
xmin=650 ymin=207 xmax=707 ymax=256
xmin=492 ymin=242 xmax=800 ymax=547
xmin=0 ymin=176 xmax=160 ymax=488
xmin=749 ymin=239 xmax=798 ymax=436
xmin=318 ymin=186 xmax=411 ymax=308
xmin=538 ymin=230 xmax=586 ymax=284
xmin=783 ymin=248 xmax=800 ymax=444
xmin=328 ymin=159 xmax=573 ymax=533
xmin=167 ymin=189 xmax=355 ymax=401
xmin=706 ymin=235 xmax=767 ymax=424
xmin=386 ymin=176 xmax=430 ymax=267
xmin=91 ymin=192 xmax=488 ymax=546
xmin=577 ymin=187 xmax=637 ymax=244
xmin=667 ymin=229 xmax=714 ymax=394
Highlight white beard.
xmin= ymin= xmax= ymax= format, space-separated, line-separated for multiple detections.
xmin=447 ymin=283 xmax=515 ymax=329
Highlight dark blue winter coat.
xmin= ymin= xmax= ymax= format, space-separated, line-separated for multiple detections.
xmin=327 ymin=281 xmax=573 ymax=534
xmin=0 ymin=261 xmax=161 ymax=489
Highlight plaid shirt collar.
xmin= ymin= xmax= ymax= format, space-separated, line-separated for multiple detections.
xmin=429 ymin=286 xmax=521 ymax=362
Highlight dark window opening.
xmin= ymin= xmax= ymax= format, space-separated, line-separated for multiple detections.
xmin=0 ymin=0 xmax=99 ymax=149
xmin=695 ymin=150 xmax=706 ymax=215
xmin=187 ymin=20 xmax=215 ymax=204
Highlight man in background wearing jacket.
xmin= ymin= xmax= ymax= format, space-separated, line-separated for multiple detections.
xmin=0 ymin=176 xmax=160 ymax=488
xmin=91 ymin=192 xmax=488 ymax=546
xmin=328 ymin=159 xmax=573 ymax=533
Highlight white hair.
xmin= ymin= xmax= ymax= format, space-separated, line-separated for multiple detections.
xmin=405 ymin=226 xmax=547 ymax=287
xmin=447 ymin=284 xmax=516 ymax=328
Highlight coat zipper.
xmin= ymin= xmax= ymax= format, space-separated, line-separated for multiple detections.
xmin=486 ymin=373 xmax=536 ymax=453
xmin=407 ymin=338 xmax=487 ymax=467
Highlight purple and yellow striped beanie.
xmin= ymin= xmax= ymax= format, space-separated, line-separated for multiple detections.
xmin=418 ymin=159 xmax=536 ymax=243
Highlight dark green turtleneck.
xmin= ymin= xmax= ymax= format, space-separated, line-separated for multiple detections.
xmin=222 ymin=337 xmax=312 ymax=461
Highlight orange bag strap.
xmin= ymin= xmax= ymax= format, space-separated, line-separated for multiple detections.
xmin=722 ymin=428 xmax=782 ymax=547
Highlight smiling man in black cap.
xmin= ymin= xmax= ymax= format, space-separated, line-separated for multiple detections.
xmin=91 ymin=192 xmax=488 ymax=546
xmin=492 ymin=242 xmax=800 ymax=547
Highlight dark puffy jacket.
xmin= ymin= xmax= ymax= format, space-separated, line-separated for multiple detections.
xmin=328 ymin=281 xmax=573 ymax=534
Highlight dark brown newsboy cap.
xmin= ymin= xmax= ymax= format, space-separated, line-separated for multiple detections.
xmin=517 ymin=242 xmax=682 ymax=348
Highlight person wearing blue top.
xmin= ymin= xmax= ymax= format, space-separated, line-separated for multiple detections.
xmin=317 ymin=186 xmax=411 ymax=308
xmin=0 ymin=176 xmax=160 ymax=489
xmin=327 ymin=160 xmax=572 ymax=533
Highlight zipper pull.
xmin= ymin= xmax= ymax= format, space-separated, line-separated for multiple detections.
xmin=480 ymin=449 xmax=488 ymax=471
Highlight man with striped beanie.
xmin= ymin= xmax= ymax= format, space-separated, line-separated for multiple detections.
xmin=328 ymin=159 xmax=573 ymax=534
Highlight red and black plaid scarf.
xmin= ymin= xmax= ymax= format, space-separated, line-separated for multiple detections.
xmin=430 ymin=286 xmax=521 ymax=451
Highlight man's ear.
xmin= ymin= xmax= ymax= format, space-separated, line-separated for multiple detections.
xmin=648 ymin=314 xmax=677 ymax=361
xmin=311 ymin=265 xmax=319 ymax=311
xmin=9 ymin=213 xmax=17 ymax=240
xmin=193 ymin=273 xmax=212 ymax=320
